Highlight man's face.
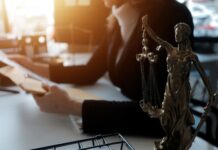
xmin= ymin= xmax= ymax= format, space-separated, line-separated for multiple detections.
xmin=102 ymin=0 xmax=128 ymax=8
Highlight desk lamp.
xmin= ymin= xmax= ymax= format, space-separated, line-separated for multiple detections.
xmin=136 ymin=15 xmax=215 ymax=150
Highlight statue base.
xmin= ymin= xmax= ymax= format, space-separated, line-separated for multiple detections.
xmin=154 ymin=137 xmax=186 ymax=150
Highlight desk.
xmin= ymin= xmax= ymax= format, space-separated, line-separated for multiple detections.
xmin=0 ymin=77 xmax=217 ymax=150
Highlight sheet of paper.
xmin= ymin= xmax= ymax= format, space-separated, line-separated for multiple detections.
xmin=0 ymin=65 xmax=101 ymax=98
xmin=0 ymin=51 xmax=54 ymax=86
xmin=0 ymin=65 xmax=47 ymax=95
xmin=0 ymin=66 xmax=26 ymax=85
xmin=0 ymin=52 xmax=101 ymax=99
xmin=20 ymin=78 xmax=47 ymax=95
xmin=65 ymin=87 xmax=101 ymax=103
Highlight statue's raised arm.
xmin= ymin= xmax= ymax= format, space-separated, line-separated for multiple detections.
xmin=142 ymin=15 xmax=173 ymax=53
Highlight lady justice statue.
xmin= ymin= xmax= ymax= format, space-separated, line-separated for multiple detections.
xmin=137 ymin=15 xmax=215 ymax=150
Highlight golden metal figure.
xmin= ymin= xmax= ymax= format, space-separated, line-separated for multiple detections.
xmin=137 ymin=15 xmax=215 ymax=150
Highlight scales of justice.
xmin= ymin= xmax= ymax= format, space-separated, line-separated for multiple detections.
xmin=136 ymin=15 xmax=216 ymax=150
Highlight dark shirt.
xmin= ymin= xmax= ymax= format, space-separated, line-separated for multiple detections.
xmin=49 ymin=1 xmax=194 ymax=136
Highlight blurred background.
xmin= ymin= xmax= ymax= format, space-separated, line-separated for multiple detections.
xmin=0 ymin=0 xmax=218 ymax=56
xmin=0 ymin=0 xmax=109 ymax=59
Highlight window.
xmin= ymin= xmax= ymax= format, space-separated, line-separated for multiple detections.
xmin=177 ymin=0 xmax=218 ymax=37
xmin=0 ymin=0 xmax=9 ymax=34
xmin=5 ymin=0 xmax=54 ymax=35
xmin=78 ymin=0 xmax=91 ymax=5
xmin=187 ymin=0 xmax=218 ymax=37
xmin=64 ymin=0 xmax=91 ymax=6
xmin=0 ymin=0 xmax=5 ymax=33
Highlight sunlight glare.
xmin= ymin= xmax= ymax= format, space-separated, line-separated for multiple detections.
xmin=5 ymin=0 xmax=54 ymax=35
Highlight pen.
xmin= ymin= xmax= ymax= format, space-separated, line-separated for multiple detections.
xmin=0 ymin=87 xmax=20 ymax=94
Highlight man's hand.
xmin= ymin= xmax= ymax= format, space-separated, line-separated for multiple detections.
xmin=33 ymin=86 xmax=82 ymax=116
